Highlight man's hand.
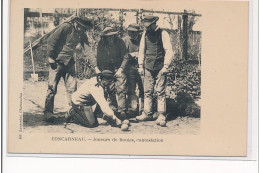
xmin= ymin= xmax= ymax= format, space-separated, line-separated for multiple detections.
xmin=129 ymin=52 xmax=138 ymax=58
xmin=115 ymin=68 xmax=123 ymax=78
xmin=48 ymin=57 xmax=57 ymax=70
xmin=138 ymin=67 xmax=144 ymax=76
xmin=160 ymin=66 xmax=168 ymax=75
xmin=112 ymin=115 xmax=122 ymax=127
xmin=75 ymin=43 xmax=82 ymax=52
xmin=115 ymin=117 xmax=122 ymax=127
xmin=94 ymin=67 xmax=101 ymax=74
xmin=48 ymin=57 xmax=55 ymax=64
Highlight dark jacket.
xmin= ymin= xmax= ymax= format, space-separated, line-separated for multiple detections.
xmin=96 ymin=36 xmax=129 ymax=72
xmin=122 ymin=35 xmax=140 ymax=67
xmin=47 ymin=22 xmax=89 ymax=65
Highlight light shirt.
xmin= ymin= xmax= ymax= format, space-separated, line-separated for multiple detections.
xmin=138 ymin=27 xmax=174 ymax=67
xmin=72 ymin=77 xmax=114 ymax=116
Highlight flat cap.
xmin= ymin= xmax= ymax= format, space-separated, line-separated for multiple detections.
xmin=101 ymin=27 xmax=118 ymax=36
xmin=127 ymin=23 xmax=141 ymax=31
xmin=75 ymin=17 xmax=93 ymax=28
xmin=98 ymin=70 xmax=115 ymax=79
xmin=141 ymin=16 xmax=159 ymax=27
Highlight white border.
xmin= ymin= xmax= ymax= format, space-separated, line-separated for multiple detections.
xmin=2 ymin=0 xmax=259 ymax=172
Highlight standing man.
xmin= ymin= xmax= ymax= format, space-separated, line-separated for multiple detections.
xmin=96 ymin=27 xmax=129 ymax=121
xmin=122 ymin=23 xmax=144 ymax=118
xmin=44 ymin=17 xmax=93 ymax=120
xmin=137 ymin=16 xmax=174 ymax=126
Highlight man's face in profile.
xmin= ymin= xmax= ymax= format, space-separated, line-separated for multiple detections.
xmin=128 ymin=31 xmax=139 ymax=40
xmin=145 ymin=22 xmax=157 ymax=32
xmin=74 ymin=21 xmax=88 ymax=34
xmin=101 ymin=77 xmax=113 ymax=87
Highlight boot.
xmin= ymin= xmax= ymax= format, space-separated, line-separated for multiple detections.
xmin=118 ymin=111 xmax=128 ymax=121
xmin=43 ymin=111 xmax=55 ymax=122
xmin=155 ymin=114 xmax=167 ymax=127
xmin=136 ymin=112 xmax=153 ymax=121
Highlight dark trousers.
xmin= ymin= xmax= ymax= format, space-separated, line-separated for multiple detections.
xmin=126 ymin=65 xmax=144 ymax=115
xmin=105 ymin=73 xmax=127 ymax=114
xmin=44 ymin=60 xmax=77 ymax=113
xmin=70 ymin=102 xmax=98 ymax=128
xmin=144 ymin=68 xmax=167 ymax=116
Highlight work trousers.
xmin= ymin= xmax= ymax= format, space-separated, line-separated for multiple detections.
xmin=143 ymin=68 xmax=167 ymax=116
xmin=126 ymin=65 xmax=144 ymax=116
xmin=70 ymin=102 xmax=98 ymax=128
xmin=105 ymin=72 xmax=127 ymax=114
xmin=44 ymin=59 xmax=77 ymax=113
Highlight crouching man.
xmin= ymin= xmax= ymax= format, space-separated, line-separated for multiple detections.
xmin=66 ymin=70 xmax=129 ymax=130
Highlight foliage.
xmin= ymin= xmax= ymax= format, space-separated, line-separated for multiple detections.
xmin=83 ymin=9 xmax=126 ymax=51
xmin=23 ymin=9 xmax=201 ymax=116
xmin=167 ymin=59 xmax=201 ymax=101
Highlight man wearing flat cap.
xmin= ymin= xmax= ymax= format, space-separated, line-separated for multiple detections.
xmin=96 ymin=27 xmax=129 ymax=121
xmin=137 ymin=16 xmax=174 ymax=126
xmin=44 ymin=16 xmax=93 ymax=121
xmin=67 ymin=70 xmax=124 ymax=129
xmin=122 ymin=23 xmax=144 ymax=118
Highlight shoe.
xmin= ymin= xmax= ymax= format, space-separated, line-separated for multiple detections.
xmin=43 ymin=111 xmax=55 ymax=122
xmin=103 ymin=114 xmax=122 ymax=127
xmin=65 ymin=108 xmax=75 ymax=123
xmin=136 ymin=113 xmax=153 ymax=121
xmin=155 ymin=114 xmax=167 ymax=127
xmin=152 ymin=112 xmax=159 ymax=120
xmin=126 ymin=110 xmax=137 ymax=119
xmin=97 ymin=118 xmax=108 ymax=126
xmin=129 ymin=117 xmax=139 ymax=123
xmin=118 ymin=112 xmax=128 ymax=121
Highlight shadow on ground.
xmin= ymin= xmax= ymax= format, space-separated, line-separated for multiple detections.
xmin=23 ymin=112 xmax=67 ymax=127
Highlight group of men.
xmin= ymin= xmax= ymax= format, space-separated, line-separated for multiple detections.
xmin=43 ymin=15 xmax=174 ymax=131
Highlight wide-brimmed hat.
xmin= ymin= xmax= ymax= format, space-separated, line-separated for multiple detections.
xmin=101 ymin=27 xmax=118 ymax=36
xmin=141 ymin=16 xmax=159 ymax=28
xmin=75 ymin=17 xmax=93 ymax=28
xmin=127 ymin=23 xmax=141 ymax=32
xmin=97 ymin=70 xmax=116 ymax=79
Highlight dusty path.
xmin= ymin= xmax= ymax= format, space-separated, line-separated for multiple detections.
xmin=23 ymin=80 xmax=200 ymax=134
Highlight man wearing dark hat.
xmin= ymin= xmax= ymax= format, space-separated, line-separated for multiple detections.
xmin=67 ymin=70 xmax=126 ymax=129
xmin=137 ymin=16 xmax=174 ymax=126
xmin=44 ymin=16 xmax=93 ymax=120
xmin=96 ymin=27 xmax=129 ymax=120
xmin=122 ymin=23 xmax=144 ymax=118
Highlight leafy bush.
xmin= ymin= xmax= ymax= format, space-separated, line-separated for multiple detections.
xmin=167 ymin=59 xmax=201 ymax=101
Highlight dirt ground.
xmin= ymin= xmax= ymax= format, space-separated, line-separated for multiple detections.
xmin=23 ymin=80 xmax=200 ymax=134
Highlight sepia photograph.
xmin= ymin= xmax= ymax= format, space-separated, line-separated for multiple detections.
xmin=23 ymin=8 xmax=201 ymax=134
xmin=8 ymin=0 xmax=248 ymax=156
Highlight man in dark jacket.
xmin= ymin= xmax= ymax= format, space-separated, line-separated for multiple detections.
xmin=96 ymin=27 xmax=129 ymax=120
xmin=44 ymin=17 xmax=93 ymax=120
xmin=137 ymin=16 xmax=174 ymax=126
xmin=122 ymin=23 xmax=144 ymax=118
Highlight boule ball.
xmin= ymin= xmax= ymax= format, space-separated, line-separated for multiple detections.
xmin=160 ymin=120 xmax=166 ymax=127
xmin=121 ymin=124 xmax=129 ymax=131
xmin=122 ymin=119 xmax=130 ymax=125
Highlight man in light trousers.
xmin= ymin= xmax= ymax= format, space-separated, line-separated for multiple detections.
xmin=137 ymin=16 xmax=174 ymax=126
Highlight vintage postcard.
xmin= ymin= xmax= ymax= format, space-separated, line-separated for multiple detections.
xmin=8 ymin=0 xmax=248 ymax=156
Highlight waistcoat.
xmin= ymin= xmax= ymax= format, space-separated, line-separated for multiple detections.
xmin=145 ymin=28 xmax=165 ymax=70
